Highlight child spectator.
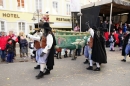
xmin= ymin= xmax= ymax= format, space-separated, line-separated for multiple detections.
xmin=6 ymin=40 xmax=14 ymax=63
xmin=109 ymin=32 xmax=116 ymax=51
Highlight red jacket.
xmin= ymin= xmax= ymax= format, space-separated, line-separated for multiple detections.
xmin=0 ymin=36 xmax=10 ymax=50
xmin=8 ymin=34 xmax=18 ymax=42
xmin=104 ymin=32 xmax=109 ymax=41
xmin=114 ymin=33 xmax=119 ymax=44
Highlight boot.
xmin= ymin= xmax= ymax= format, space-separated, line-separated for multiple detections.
xmin=65 ymin=51 xmax=68 ymax=57
xmin=86 ymin=66 xmax=93 ymax=70
xmin=83 ymin=59 xmax=88 ymax=64
xmin=44 ymin=69 xmax=50 ymax=75
xmin=121 ymin=59 xmax=126 ymax=62
xmin=34 ymin=65 xmax=40 ymax=69
xmin=94 ymin=67 xmax=100 ymax=71
xmin=36 ymin=71 xmax=44 ymax=79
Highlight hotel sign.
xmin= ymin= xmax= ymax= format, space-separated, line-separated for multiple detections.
xmin=2 ymin=13 xmax=20 ymax=18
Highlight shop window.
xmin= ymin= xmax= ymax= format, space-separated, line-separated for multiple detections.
xmin=66 ymin=4 xmax=70 ymax=15
xmin=35 ymin=0 xmax=42 ymax=12
xmin=53 ymin=1 xmax=58 ymax=13
xmin=17 ymin=0 xmax=24 ymax=8
xmin=0 ymin=21 xmax=5 ymax=31
xmin=18 ymin=22 xmax=25 ymax=32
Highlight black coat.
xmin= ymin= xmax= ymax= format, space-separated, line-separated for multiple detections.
xmin=91 ymin=32 xmax=107 ymax=63
xmin=46 ymin=33 xmax=56 ymax=70
xmin=122 ymin=34 xmax=130 ymax=56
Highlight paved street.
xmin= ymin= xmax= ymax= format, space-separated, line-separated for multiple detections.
xmin=0 ymin=48 xmax=130 ymax=86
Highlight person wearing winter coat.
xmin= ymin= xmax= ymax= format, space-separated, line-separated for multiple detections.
xmin=20 ymin=36 xmax=28 ymax=60
xmin=5 ymin=39 xmax=14 ymax=63
xmin=8 ymin=31 xmax=18 ymax=58
xmin=0 ymin=32 xmax=9 ymax=62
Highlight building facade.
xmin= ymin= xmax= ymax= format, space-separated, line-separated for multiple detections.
xmin=0 ymin=0 xmax=102 ymax=35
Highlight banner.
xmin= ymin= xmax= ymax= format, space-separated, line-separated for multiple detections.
xmin=81 ymin=6 xmax=101 ymax=32
xmin=70 ymin=0 xmax=81 ymax=12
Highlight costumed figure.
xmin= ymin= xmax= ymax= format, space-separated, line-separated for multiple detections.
xmin=90 ymin=27 xmax=107 ymax=71
xmin=86 ymin=28 xmax=94 ymax=70
xmin=42 ymin=12 xmax=49 ymax=22
xmin=27 ymin=26 xmax=42 ymax=69
xmin=83 ymin=36 xmax=91 ymax=64
xmin=28 ymin=22 xmax=56 ymax=79
xmin=121 ymin=33 xmax=130 ymax=62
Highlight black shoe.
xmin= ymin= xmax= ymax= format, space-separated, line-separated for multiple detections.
xmin=36 ymin=71 xmax=44 ymax=79
xmin=71 ymin=57 xmax=77 ymax=60
xmin=94 ymin=67 xmax=100 ymax=71
xmin=86 ymin=66 xmax=93 ymax=70
xmin=83 ymin=59 xmax=88 ymax=64
xmin=59 ymin=57 xmax=62 ymax=59
xmin=71 ymin=58 xmax=75 ymax=60
xmin=121 ymin=59 xmax=126 ymax=62
xmin=44 ymin=69 xmax=50 ymax=75
xmin=34 ymin=65 xmax=40 ymax=69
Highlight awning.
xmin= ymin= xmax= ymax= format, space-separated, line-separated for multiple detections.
xmin=81 ymin=0 xmax=130 ymax=16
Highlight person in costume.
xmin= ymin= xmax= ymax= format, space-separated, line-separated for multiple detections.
xmin=27 ymin=22 xmax=56 ymax=79
xmin=27 ymin=24 xmax=42 ymax=69
xmin=83 ymin=36 xmax=91 ymax=64
xmin=41 ymin=22 xmax=56 ymax=77
xmin=43 ymin=12 xmax=49 ymax=22
xmin=121 ymin=32 xmax=130 ymax=62
xmin=86 ymin=28 xmax=94 ymax=70
xmin=91 ymin=27 xmax=107 ymax=71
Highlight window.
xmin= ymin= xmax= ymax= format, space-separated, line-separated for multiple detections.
xmin=35 ymin=0 xmax=42 ymax=12
xmin=0 ymin=0 xmax=3 ymax=6
xmin=53 ymin=1 xmax=58 ymax=13
xmin=66 ymin=4 xmax=70 ymax=15
xmin=17 ymin=0 xmax=24 ymax=8
xmin=18 ymin=22 xmax=25 ymax=32
xmin=0 ymin=21 xmax=5 ymax=31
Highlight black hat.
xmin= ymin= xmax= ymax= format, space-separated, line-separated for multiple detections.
xmin=42 ymin=22 xmax=52 ymax=30
xmin=92 ymin=26 xmax=97 ymax=31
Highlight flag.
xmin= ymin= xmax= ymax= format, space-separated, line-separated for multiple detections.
xmin=70 ymin=0 xmax=81 ymax=12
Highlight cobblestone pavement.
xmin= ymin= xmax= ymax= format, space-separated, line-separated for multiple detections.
xmin=0 ymin=48 xmax=130 ymax=86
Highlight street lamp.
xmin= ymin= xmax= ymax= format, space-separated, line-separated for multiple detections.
xmin=32 ymin=9 xmax=43 ymax=29
xmin=32 ymin=16 xmax=36 ymax=21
